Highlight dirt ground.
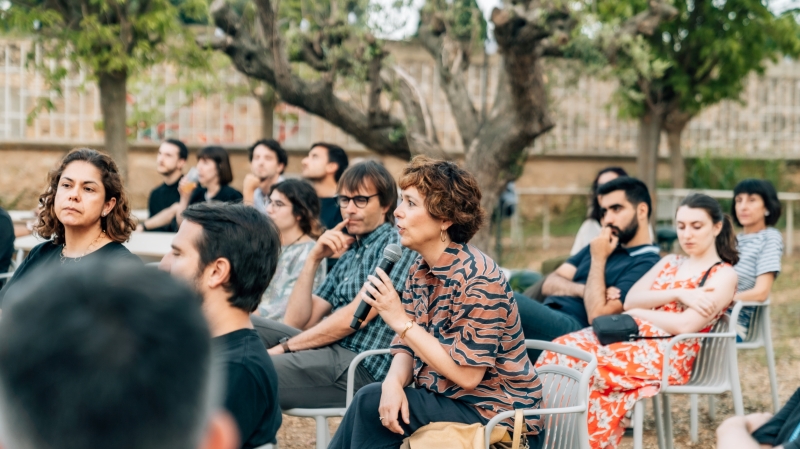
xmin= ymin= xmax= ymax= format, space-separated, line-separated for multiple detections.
xmin=276 ymin=236 xmax=800 ymax=449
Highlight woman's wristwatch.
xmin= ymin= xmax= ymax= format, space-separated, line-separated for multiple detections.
xmin=279 ymin=336 xmax=293 ymax=353
xmin=399 ymin=320 xmax=415 ymax=339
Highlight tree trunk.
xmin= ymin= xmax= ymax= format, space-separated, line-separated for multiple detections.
xmin=258 ymin=90 xmax=277 ymax=139
xmin=98 ymin=70 xmax=129 ymax=180
xmin=638 ymin=108 xmax=663 ymax=223
xmin=667 ymin=125 xmax=685 ymax=189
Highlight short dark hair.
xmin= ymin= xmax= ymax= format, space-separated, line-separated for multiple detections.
xmin=590 ymin=167 xmax=628 ymax=223
xmin=311 ymin=142 xmax=349 ymax=182
xmin=0 ymin=261 xmax=214 ymax=449
xmin=248 ymin=139 xmax=288 ymax=174
xmin=597 ymin=176 xmax=652 ymax=219
xmin=338 ymin=161 xmax=398 ymax=224
xmin=271 ymin=179 xmax=323 ymax=238
xmin=182 ymin=202 xmax=281 ymax=313
xmin=197 ymin=146 xmax=234 ymax=185
xmin=165 ymin=138 xmax=189 ymax=160
xmin=732 ymin=179 xmax=782 ymax=227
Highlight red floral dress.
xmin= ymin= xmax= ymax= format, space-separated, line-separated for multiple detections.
xmin=534 ymin=255 xmax=732 ymax=449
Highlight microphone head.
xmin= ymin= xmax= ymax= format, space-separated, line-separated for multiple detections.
xmin=383 ymin=244 xmax=403 ymax=263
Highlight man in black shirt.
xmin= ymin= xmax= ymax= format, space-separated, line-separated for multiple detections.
xmin=139 ymin=139 xmax=187 ymax=232
xmin=0 ymin=206 xmax=14 ymax=284
xmin=302 ymin=142 xmax=348 ymax=270
xmin=516 ymin=177 xmax=661 ymax=360
xmin=160 ymin=202 xmax=282 ymax=448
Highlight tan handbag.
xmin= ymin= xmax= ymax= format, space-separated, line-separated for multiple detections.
xmin=399 ymin=409 xmax=527 ymax=449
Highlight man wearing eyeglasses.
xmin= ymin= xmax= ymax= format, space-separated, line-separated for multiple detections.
xmin=251 ymin=161 xmax=418 ymax=410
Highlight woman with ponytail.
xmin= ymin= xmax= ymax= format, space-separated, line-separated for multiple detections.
xmin=536 ymin=193 xmax=738 ymax=449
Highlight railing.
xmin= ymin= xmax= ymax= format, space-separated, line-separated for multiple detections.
xmin=514 ymin=187 xmax=800 ymax=256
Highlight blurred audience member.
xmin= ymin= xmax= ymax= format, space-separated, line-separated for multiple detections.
xmin=730 ymin=178 xmax=783 ymax=340
xmin=161 ymin=202 xmax=282 ymax=448
xmin=0 ymin=148 xmax=140 ymax=307
xmin=0 ymin=261 xmax=238 ymax=449
xmin=174 ymin=146 xmax=243 ymax=227
xmin=138 ymin=139 xmax=187 ymax=232
xmin=0 ymin=206 xmax=12 ymax=284
xmin=257 ymin=179 xmax=326 ymax=321
xmin=302 ymin=142 xmax=348 ymax=231
xmin=571 ymin=167 xmax=628 ymax=255
xmin=717 ymin=387 xmax=800 ymax=449
xmin=243 ymin=139 xmax=287 ymax=214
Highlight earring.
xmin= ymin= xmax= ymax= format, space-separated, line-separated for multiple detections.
xmin=765 ymin=211 xmax=770 ymax=216
xmin=102 ymin=212 xmax=107 ymax=217
xmin=440 ymin=229 xmax=447 ymax=242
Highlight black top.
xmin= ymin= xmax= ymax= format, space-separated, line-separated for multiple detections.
xmin=188 ymin=185 xmax=243 ymax=206
xmin=319 ymin=197 xmax=343 ymax=272
xmin=0 ymin=208 xmax=13 ymax=283
xmin=0 ymin=240 xmax=142 ymax=307
xmin=753 ymin=387 xmax=800 ymax=449
xmin=543 ymin=244 xmax=661 ymax=327
xmin=213 ymin=329 xmax=281 ymax=448
xmin=147 ymin=178 xmax=181 ymax=232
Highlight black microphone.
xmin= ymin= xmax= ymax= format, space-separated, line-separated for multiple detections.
xmin=350 ymin=244 xmax=403 ymax=330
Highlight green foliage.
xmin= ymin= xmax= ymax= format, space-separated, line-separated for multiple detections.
xmin=686 ymin=153 xmax=788 ymax=191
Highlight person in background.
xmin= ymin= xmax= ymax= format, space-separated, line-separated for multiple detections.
xmin=329 ymin=156 xmax=543 ymax=449
xmin=0 ymin=148 xmax=140 ymax=307
xmin=537 ymin=193 xmax=738 ymax=449
xmin=571 ymin=167 xmax=629 ymax=255
xmin=0 ymin=261 xmax=239 ymax=449
xmin=173 ymin=146 xmax=243 ymax=226
xmin=138 ymin=139 xmax=187 ymax=232
xmin=160 ymin=202 xmax=282 ymax=448
xmin=257 ymin=179 xmax=326 ymax=321
xmin=0 ymin=206 xmax=13 ymax=284
xmin=729 ymin=178 xmax=783 ymax=340
xmin=243 ymin=139 xmax=287 ymax=215
xmin=717 ymin=386 xmax=800 ymax=449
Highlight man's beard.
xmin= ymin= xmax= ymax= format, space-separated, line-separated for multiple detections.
xmin=609 ymin=218 xmax=639 ymax=245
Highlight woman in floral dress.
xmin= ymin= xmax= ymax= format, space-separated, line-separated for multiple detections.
xmin=536 ymin=193 xmax=739 ymax=449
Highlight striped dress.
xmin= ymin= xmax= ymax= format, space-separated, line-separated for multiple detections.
xmin=390 ymin=242 xmax=543 ymax=434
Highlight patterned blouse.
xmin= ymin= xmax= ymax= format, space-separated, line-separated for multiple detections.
xmin=390 ymin=242 xmax=543 ymax=433
xmin=257 ymin=240 xmax=325 ymax=322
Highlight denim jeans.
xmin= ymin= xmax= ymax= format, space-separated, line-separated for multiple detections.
xmin=514 ymin=292 xmax=585 ymax=362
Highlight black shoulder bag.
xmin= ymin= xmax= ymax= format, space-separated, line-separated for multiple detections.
xmin=592 ymin=261 xmax=722 ymax=346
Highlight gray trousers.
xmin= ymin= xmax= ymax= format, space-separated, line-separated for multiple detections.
xmin=251 ymin=316 xmax=375 ymax=410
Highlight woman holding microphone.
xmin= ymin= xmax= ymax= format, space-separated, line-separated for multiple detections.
xmin=328 ymin=156 xmax=543 ymax=449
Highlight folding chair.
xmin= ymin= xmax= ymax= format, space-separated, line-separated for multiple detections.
xmin=283 ymin=349 xmax=390 ymax=449
xmin=484 ymin=340 xmax=597 ymax=449
xmin=734 ymin=299 xmax=779 ymax=411
xmin=632 ymin=303 xmax=744 ymax=449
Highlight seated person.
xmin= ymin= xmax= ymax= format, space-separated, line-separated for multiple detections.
xmin=0 ymin=261 xmax=238 ymax=449
xmin=516 ymin=177 xmax=661 ymax=359
xmin=730 ymin=179 xmax=784 ymax=340
xmin=138 ymin=139 xmax=187 ymax=232
xmin=160 ymin=203 xmax=282 ymax=448
xmin=571 ymin=167 xmax=628 ymax=255
xmin=0 ymin=206 xmax=13 ymax=285
xmin=537 ymin=193 xmax=738 ymax=449
xmin=717 ymin=387 xmax=800 ymax=449
xmin=251 ymin=161 xmax=418 ymax=410
xmin=330 ymin=156 xmax=543 ymax=449
xmin=257 ymin=179 xmax=326 ymax=321
xmin=243 ymin=139 xmax=287 ymax=214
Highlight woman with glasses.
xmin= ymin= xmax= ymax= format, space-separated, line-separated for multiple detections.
xmin=257 ymin=179 xmax=326 ymax=321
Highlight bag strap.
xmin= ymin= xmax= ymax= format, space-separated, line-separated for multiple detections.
xmin=698 ymin=261 xmax=723 ymax=287
xmin=511 ymin=409 xmax=524 ymax=449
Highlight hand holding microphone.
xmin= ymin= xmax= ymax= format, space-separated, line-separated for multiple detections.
xmin=350 ymin=244 xmax=403 ymax=330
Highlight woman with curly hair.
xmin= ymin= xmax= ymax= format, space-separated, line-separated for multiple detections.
xmin=0 ymin=148 xmax=140 ymax=306
xmin=328 ymin=156 xmax=543 ymax=449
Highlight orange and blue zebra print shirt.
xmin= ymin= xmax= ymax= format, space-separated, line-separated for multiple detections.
xmin=390 ymin=242 xmax=543 ymax=433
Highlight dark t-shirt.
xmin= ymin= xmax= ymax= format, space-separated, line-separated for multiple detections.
xmin=543 ymin=244 xmax=661 ymax=328
xmin=188 ymin=185 xmax=243 ymax=206
xmin=147 ymin=178 xmax=181 ymax=232
xmin=213 ymin=329 xmax=281 ymax=448
xmin=319 ymin=197 xmax=343 ymax=272
xmin=753 ymin=387 xmax=800 ymax=449
xmin=0 ymin=240 xmax=142 ymax=307
xmin=0 ymin=208 xmax=14 ymax=282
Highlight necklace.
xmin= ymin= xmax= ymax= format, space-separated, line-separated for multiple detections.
xmin=61 ymin=230 xmax=105 ymax=265
xmin=285 ymin=233 xmax=306 ymax=247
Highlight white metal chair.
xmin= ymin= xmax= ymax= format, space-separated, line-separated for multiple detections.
xmin=484 ymin=340 xmax=597 ymax=449
xmin=632 ymin=303 xmax=744 ymax=449
xmin=282 ymin=348 xmax=390 ymax=449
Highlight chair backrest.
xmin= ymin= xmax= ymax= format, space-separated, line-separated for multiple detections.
xmin=685 ymin=314 xmax=734 ymax=387
xmin=740 ymin=305 xmax=765 ymax=344
xmin=536 ymin=365 xmax=586 ymax=449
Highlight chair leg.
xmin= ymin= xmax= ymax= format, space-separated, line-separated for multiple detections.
xmin=633 ymin=401 xmax=644 ymax=449
xmin=661 ymin=395 xmax=675 ymax=449
xmin=314 ymin=416 xmax=330 ymax=449
xmin=690 ymin=394 xmax=698 ymax=443
xmin=762 ymin=307 xmax=780 ymax=413
xmin=652 ymin=396 xmax=666 ymax=449
xmin=708 ymin=396 xmax=716 ymax=421
xmin=728 ymin=341 xmax=745 ymax=416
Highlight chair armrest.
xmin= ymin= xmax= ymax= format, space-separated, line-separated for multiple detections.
xmin=346 ymin=349 xmax=391 ymax=407
xmin=660 ymin=331 xmax=736 ymax=384
xmin=737 ymin=299 xmax=771 ymax=307
xmin=0 ymin=272 xmax=13 ymax=280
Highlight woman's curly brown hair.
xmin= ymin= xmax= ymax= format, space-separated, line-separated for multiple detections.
xmin=398 ymin=156 xmax=485 ymax=243
xmin=36 ymin=148 xmax=135 ymax=245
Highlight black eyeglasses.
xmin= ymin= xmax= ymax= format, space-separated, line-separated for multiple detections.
xmin=337 ymin=194 xmax=379 ymax=208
